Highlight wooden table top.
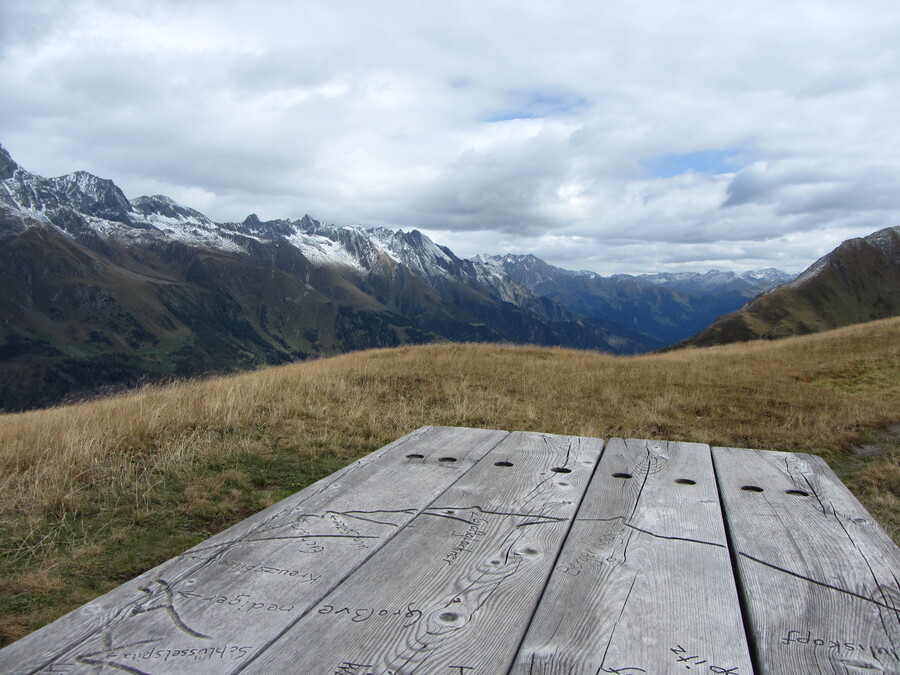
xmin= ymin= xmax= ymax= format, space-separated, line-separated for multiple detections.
xmin=2 ymin=426 xmax=898 ymax=674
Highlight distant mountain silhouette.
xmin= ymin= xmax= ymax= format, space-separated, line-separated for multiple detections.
xmin=477 ymin=254 xmax=792 ymax=345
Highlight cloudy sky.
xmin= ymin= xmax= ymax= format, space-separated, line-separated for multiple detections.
xmin=2 ymin=1 xmax=899 ymax=274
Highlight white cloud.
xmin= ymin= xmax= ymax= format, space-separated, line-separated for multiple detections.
xmin=2 ymin=0 xmax=899 ymax=273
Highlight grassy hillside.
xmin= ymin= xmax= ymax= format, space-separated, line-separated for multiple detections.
xmin=1 ymin=317 xmax=898 ymax=645
xmin=684 ymin=226 xmax=900 ymax=347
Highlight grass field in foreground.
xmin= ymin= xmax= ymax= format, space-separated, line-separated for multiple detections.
xmin=1 ymin=317 xmax=898 ymax=645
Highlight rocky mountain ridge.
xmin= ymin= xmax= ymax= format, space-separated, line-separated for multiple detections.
xmin=631 ymin=267 xmax=792 ymax=295
xmin=682 ymin=226 xmax=900 ymax=346
xmin=0 ymin=144 xmax=659 ymax=409
xmin=3 ymin=143 xmax=830 ymax=409
xmin=477 ymin=253 xmax=792 ymax=345
xmin=0 ymin=144 xmax=555 ymax=309
xmin=475 ymin=253 xmax=791 ymax=297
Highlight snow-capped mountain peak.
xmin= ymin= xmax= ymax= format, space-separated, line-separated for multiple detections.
xmin=634 ymin=268 xmax=793 ymax=295
xmin=0 ymin=144 xmax=794 ymax=303
xmin=48 ymin=171 xmax=133 ymax=224
xmin=131 ymin=194 xmax=214 ymax=225
xmin=0 ymin=154 xmax=248 ymax=251
xmin=0 ymin=142 xmax=792 ymax=346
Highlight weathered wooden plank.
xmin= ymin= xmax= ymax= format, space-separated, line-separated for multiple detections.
xmin=513 ymin=438 xmax=754 ymax=675
xmin=0 ymin=425 xmax=508 ymax=675
xmin=713 ymin=446 xmax=900 ymax=674
xmin=241 ymin=431 xmax=604 ymax=674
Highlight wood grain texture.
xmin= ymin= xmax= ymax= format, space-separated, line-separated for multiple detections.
xmin=713 ymin=446 xmax=900 ymax=674
xmin=6 ymin=429 xmax=897 ymax=675
xmin=241 ymin=431 xmax=604 ymax=675
xmin=513 ymin=438 xmax=754 ymax=675
xmin=0 ymin=425 xmax=508 ymax=675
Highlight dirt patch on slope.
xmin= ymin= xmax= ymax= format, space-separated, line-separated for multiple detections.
xmin=852 ymin=423 xmax=900 ymax=457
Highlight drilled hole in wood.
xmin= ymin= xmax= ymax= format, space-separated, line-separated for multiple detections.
xmin=612 ymin=472 xmax=632 ymax=479
xmin=438 ymin=457 xmax=457 ymax=463
xmin=494 ymin=461 xmax=513 ymax=467
xmin=741 ymin=485 xmax=764 ymax=492
xmin=406 ymin=453 xmax=424 ymax=459
xmin=675 ymin=478 xmax=696 ymax=485
xmin=786 ymin=489 xmax=810 ymax=496
xmin=551 ymin=467 xmax=572 ymax=473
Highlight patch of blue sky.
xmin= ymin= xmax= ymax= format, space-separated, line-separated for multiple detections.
xmin=642 ymin=149 xmax=742 ymax=178
xmin=484 ymin=89 xmax=589 ymax=122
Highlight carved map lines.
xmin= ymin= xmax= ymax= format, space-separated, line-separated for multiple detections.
xmin=73 ymin=631 xmax=162 ymax=675
xmin=2 ymin=426 xmax=510 ymax=675
xmin=422 ymin=505 xmax=568 ymax=526
xmin=594 ymin=575 xmax=645 ymax=675
xmin=620 ymin=521 xmax=727 ymax=549
xmin=15 ymin=576 xmax=219 ymax=675
xmin=166 ymin=425 xmax=463 ymax=575
xmin=713 ymin=445 xmax=900 ymax=673
xmin=53 ymin=440 xmax=420 ymax=665
xmin=29 ymin=503 xmax=392 ymax=671
xmin=131 ymin=579 xmax=210 ymax=639
xmin=333 ymin=509 xmax=419 ymax=527
xmin=6 ymin=428 xmax=900 ymax=674
xmin=625 ymin=445 xmax=654 ymax=523
xmin=826 ymin=497 xmax=900 ymax=637
xmin=167 ymin=431 xmax=440 ymax=564
xmin=736 ymin=552 xmax=900 ymax=614
xmin=511 ymin=439 xmax=753 ymax=674
xmin=239 ymin=431 xmax=604 ymax=674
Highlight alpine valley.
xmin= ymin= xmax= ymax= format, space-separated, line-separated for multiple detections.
xmin=0 ymin=144 xmax=795 ymax=410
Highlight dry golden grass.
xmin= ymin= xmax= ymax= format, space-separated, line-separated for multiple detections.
xmin=1 ymin=317 xmax=898 ymax=644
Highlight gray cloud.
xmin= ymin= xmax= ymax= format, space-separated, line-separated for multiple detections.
xmin=2 ymin=0 xmax=900 ymax=273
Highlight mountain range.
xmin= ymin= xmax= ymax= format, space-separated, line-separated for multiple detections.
xmin=682 ymin=225 xmax=900 ymax=347
xmin=0 ymin=144 xmax=794 ymax=409
xmin=476 ymin=254 xmax=792 ymax=346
